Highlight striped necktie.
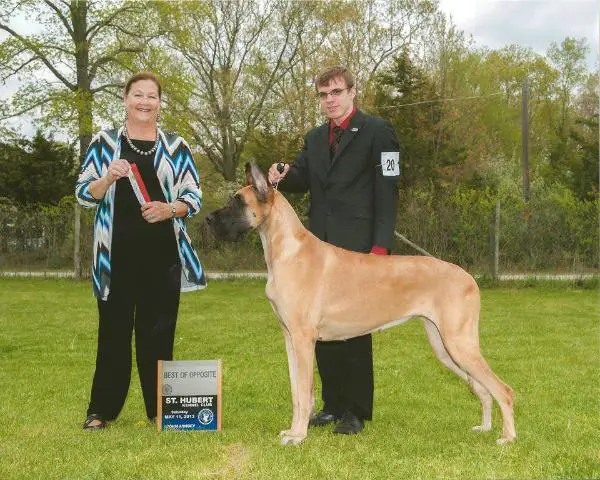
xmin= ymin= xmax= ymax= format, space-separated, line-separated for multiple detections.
xmin=330 ymin=126 xmax=344 ymax=159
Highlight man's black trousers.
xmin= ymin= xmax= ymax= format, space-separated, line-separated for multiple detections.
xmin=315 ymin=333 xmax=374 ymax=421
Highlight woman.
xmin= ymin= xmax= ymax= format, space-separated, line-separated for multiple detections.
xmin=76 ymin=71 xmax=206 ymax=430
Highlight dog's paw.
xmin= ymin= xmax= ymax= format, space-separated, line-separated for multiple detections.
xmin=496 ymin=435 xmax=516 ymax=445
xmin=279 ymin=429 xmax=291 ymax=437
xmin=279 ymin=432 xmax=306 ymax=446
xmin=472 ymin=424 xmax=492 ymax=432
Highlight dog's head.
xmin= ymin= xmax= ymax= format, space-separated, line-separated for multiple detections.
xmin=205 ymin=162 xmax=273 ymax=241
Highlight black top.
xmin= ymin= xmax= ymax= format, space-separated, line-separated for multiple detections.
xmin=111 ymin=137 xmax=179 ymax=270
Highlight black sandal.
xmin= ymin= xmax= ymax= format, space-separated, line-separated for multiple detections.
xmin=83 ymin=413 xmax=106 ymax=430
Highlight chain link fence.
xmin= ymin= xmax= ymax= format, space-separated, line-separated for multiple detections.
xmin=0 ymin=184 xmax=598 ymax=278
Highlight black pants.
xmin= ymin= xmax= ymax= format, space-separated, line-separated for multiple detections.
xmin=86 ymin=263 xmax=181 ymax=420
xmin=316 ymin=333 xmax=373 ymax=421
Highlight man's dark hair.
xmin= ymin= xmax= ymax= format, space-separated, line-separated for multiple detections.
xmin=315 ymin=66 xmax=355 ymax=91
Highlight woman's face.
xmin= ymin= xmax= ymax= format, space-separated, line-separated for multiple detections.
xmin=124 ymin=79 xmax=160 ymax=126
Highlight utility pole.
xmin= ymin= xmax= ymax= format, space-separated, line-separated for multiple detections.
xmin=521 ymin=78 xmax=530 ymax=202
xmin=522 ymin=77 xmax=532 ymax=258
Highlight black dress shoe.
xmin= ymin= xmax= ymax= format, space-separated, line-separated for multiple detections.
xmin=333 ymin=412 xmax=364 ymax=435
xmin=309 ymin=411 xmax=339 ymax=427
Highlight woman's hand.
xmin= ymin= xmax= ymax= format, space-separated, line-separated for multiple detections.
xmin=141 ymin=201 xmax=172 ymax=223
xmin=88 ymin=159 xmax=130 ymax=200
xmin=106 ymin=159 xmax=130 ymax=185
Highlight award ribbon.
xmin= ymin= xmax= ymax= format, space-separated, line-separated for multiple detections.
xmin=127 ymin=163 xmax=151 ymax=205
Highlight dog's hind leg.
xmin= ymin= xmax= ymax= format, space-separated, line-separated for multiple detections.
xmin=441 ymin=325 xmax=516 ymax=445
xmin=468 ymin=377 xmax=493 ymax=432
xmin=423 ymin=318 xmax=468 ymax=381
xmin=422 ymin=319 xmax=493 ymax=432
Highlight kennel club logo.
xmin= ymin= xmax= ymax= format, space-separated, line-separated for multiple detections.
xmin=198 ymin=408 xmax=214 ymax=426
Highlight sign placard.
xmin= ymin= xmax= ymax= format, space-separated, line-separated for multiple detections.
xmin=380 ymin=151 xmax=400 ymax=176
xmin=157 ymin=360 xmax=222 ymax=431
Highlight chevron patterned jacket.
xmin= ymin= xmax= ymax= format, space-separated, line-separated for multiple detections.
xmin=75 ymin=127 xmax=207 ymax=300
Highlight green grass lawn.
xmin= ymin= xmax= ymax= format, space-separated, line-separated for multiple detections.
xmin=0 ymin=278 xmax=598 ymax=479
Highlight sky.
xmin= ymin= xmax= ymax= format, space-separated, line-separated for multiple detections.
xmin=438 ymin=0 xmax=598 ymax=70
xmin=1 ymin=0 xmax=598 ymax=137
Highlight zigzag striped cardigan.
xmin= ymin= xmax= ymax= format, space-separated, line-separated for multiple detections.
xmin=76 ymin=127 xmax=207 ymax=300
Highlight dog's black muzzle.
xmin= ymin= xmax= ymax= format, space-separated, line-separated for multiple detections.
xmin=205 ymin=207 xmax=251 ymax=242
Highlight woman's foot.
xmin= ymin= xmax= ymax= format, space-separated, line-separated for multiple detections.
xmin=83 ymin=413 xmax=106 ymax=430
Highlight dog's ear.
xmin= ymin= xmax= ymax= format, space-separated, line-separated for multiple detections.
xmin=245 ymin=162 xmax=272 ymax=203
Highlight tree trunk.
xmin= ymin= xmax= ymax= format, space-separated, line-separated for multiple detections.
xmin=222 ymin=154 xmax=236 ymax=181
xmin=74 ymin=130 xmax=91 ymax=278
xmin=73 ymin=201 xmax=81 ymax=278
xmin=72 ymin=0 xmax=92 ymax=279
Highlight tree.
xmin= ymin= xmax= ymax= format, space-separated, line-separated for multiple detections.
xmin=546 ymin=37 xmax=590 ymax=185
xmin=569 ymin=73 xmax=599 ymax=200
xmin=547 ymin=37 xmax=589 ymax=133
xmin=0 ymin=131 xmax=76 ymax=204
xmin=155 ymin=0 xmax=309 ymax=180
xmin=242 ymin=0 xmax=437 ymax=172
xmin=374 ymin=51 xmax=444 ymax=187
xmin=319 ymin=0 xmax=436 ymax=106
xmin=0 ymin=0 xmax=156 ymax=276
xmin=400 ymin=10 xmax=493 ymax=186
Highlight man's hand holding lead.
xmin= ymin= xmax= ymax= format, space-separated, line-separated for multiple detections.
xmin=268 ymin=163 xmax=289 ymax=185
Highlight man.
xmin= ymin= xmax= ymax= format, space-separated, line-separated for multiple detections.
xmin=268 ymin=66 xmax=400 ymax=435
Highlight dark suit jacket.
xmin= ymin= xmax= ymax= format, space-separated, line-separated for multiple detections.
xmin=280 ymin=110 xmax=400 ymax=253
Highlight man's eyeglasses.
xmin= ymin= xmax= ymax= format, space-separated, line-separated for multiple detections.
xmin=317 ymin=88 xmax=349 ymax=100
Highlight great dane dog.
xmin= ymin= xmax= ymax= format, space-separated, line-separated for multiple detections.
xmin=206 ymin=163 xmax=516 ymax=446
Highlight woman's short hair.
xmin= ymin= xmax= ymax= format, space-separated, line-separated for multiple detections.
xmin=315 ymin=66 xmax=355 ymax=91
xmin=124 ymin=71 xmax=162 ymax=99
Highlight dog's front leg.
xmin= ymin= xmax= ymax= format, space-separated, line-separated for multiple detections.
xmin=279 ymin=329 xmax=299 ymax=439
xmin=280 ymin=329 xmax=315 ymax=446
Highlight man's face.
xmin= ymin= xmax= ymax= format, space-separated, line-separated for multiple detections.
xmin=317 ymin=76 xmax=356 ymax=123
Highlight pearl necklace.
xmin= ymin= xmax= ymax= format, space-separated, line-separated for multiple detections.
xmin=123 ymin=126 xmax=160 ymax=156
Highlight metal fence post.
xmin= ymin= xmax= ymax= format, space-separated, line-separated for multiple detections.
xmin=493 ymin=200 xmax=500 ymax=279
